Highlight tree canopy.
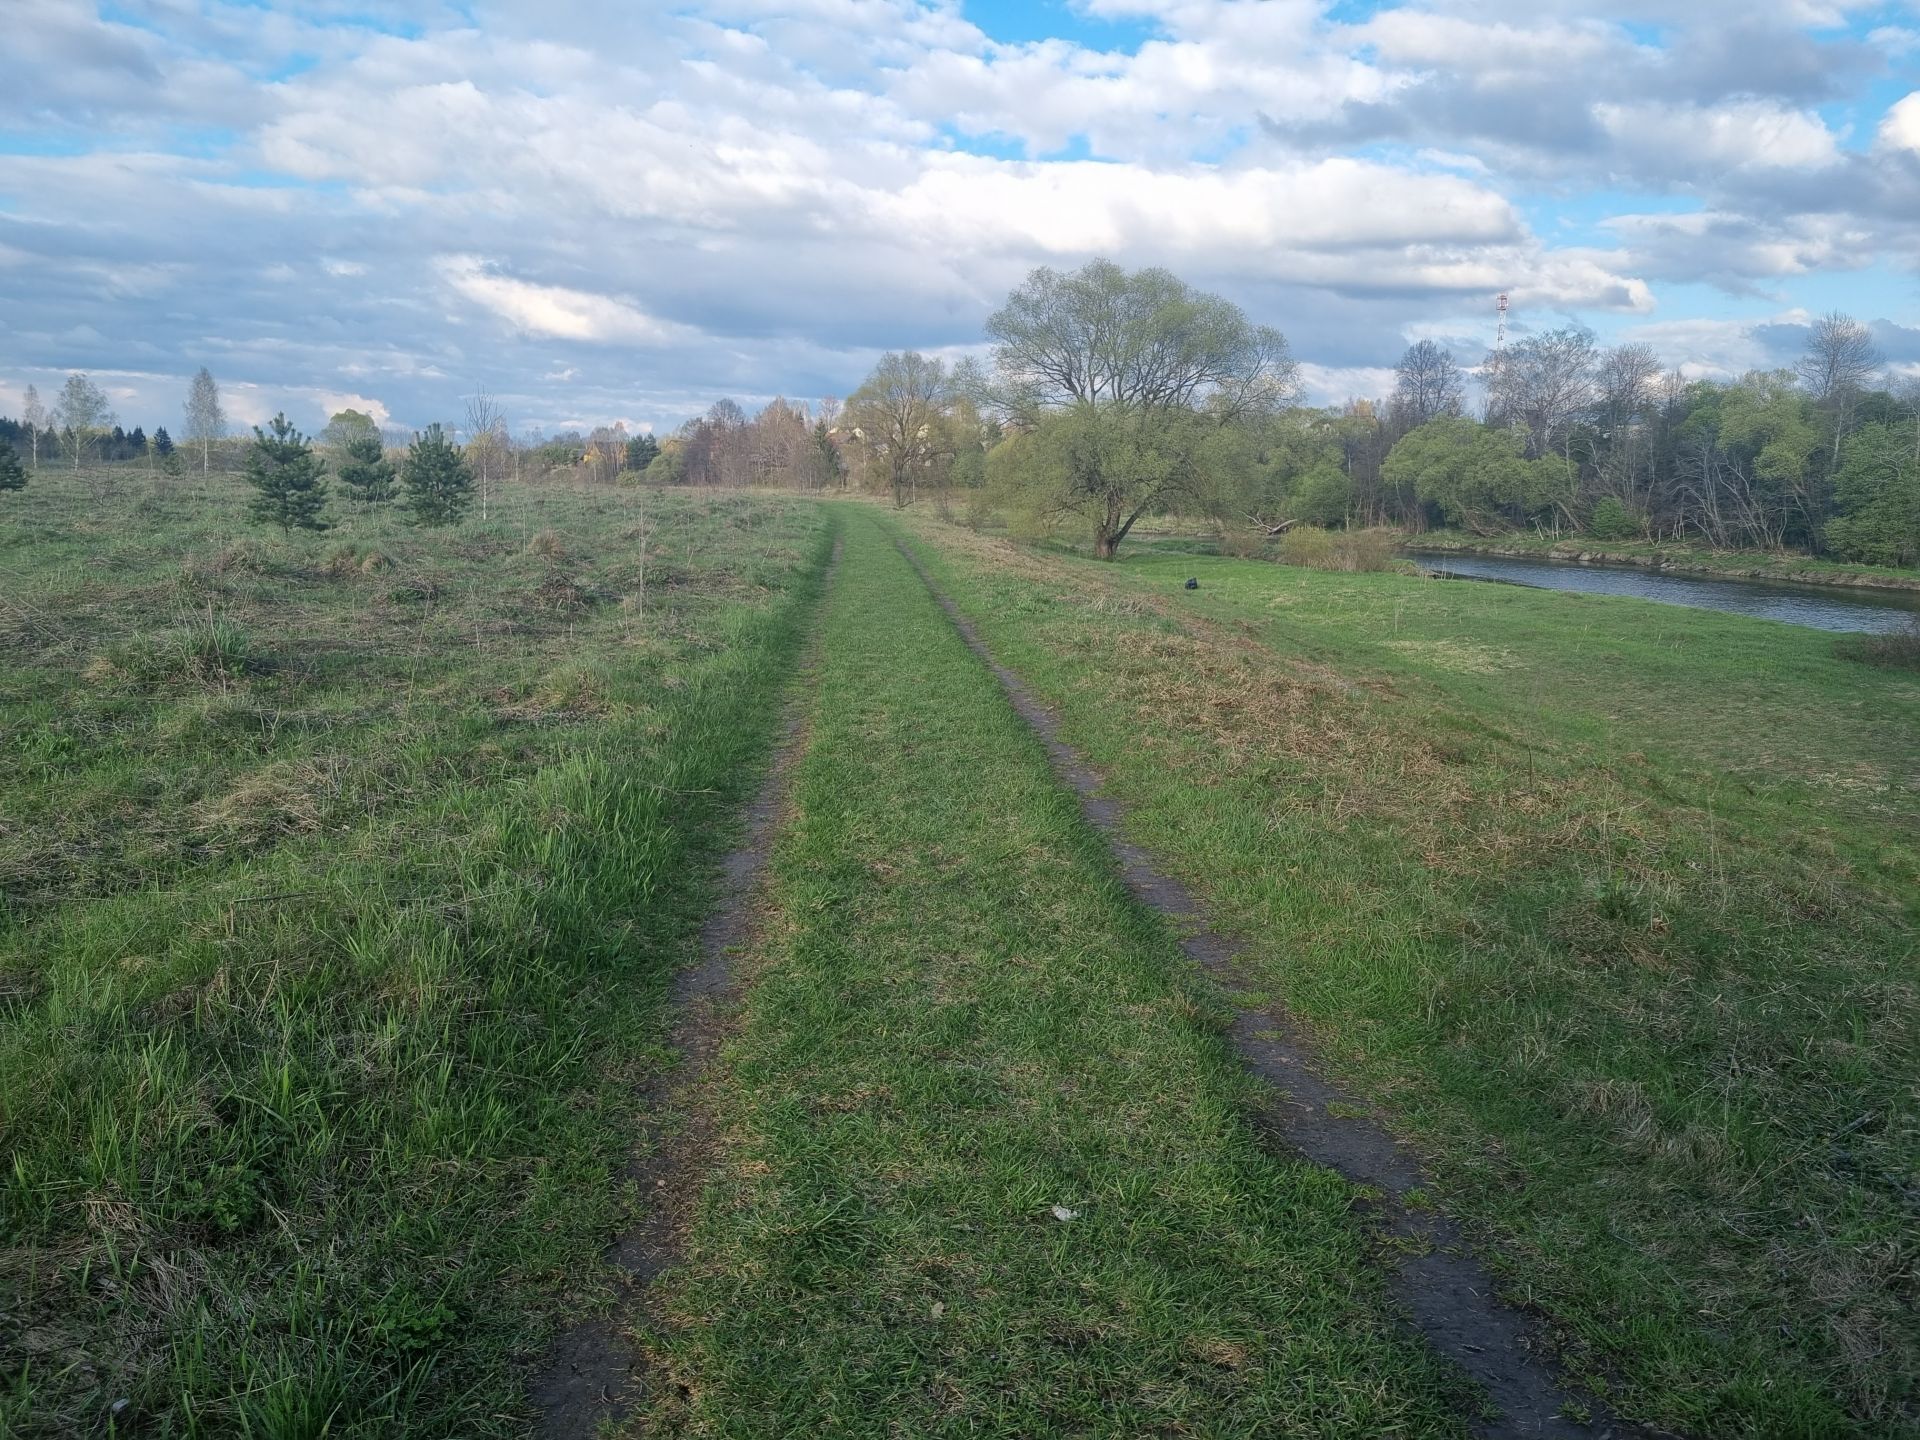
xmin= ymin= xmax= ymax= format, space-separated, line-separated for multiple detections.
xmin=984 ymin=260 xmax=1297 ymax=557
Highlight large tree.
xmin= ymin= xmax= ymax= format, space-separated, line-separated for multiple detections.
xmin=322 ymin=408 xmax=380 ymax=451
xmin=1798 ymin=312 xmax=1881 ymax=471
xmin=1383 ymin=416 xmax=1567 ymax=534
xmin=845 ymin=351 xmax=953 ymax=508
xmin=184 ymin=367 xmax=226 ymax=475
xmin=1824 ymin=422 xmax=1919 ymax=567
xmin=401 ymin=424 xmax=473 ymax=526
xmin=985 ymin=259 xmax=1296 ymax=557
xmin=1389 ymin=340 xmax=1464 ymax=432
xmin=241 ymin=414 xmax=330 ymax=533
xmin=54 ymin=373 xmax=114 ymax=471
xmin=1485 ymin=324 xmax=1596 ymax=466
xmin=627 ymin=431 xmax=660 ymax=473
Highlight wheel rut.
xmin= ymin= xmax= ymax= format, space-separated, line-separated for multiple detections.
xmin=531 ymin=533 xmax=843 ymax=1438
xmin=893 ymin=531 xmax=1661 ymax=1440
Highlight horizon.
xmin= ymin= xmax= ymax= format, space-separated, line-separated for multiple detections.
xmin=5 ymin=0 xmax=1919 ymax=437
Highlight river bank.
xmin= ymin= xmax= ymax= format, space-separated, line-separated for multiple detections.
xmin=1408 ymin=531 xmax=1920 ymax=594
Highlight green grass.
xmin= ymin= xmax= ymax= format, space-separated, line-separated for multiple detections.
xmin=0 ymin=467 xmax=830 ymax=1436
xmin=641 ymin=511 xmax=1475 ymax=1437
xmin=893 ymin=514 xmax=1919 ymax=1438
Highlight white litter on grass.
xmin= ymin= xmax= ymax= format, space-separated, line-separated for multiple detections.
xmin=1050 ymin=1204 xmax=1080 ymax=1221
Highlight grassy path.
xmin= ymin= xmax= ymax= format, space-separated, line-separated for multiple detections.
xmin=638 ymin=511 xmax=1475 ymax=1436
xmin=890 ymin=534 xmax=1628 ymax=1439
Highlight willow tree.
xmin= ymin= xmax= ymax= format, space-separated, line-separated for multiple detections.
xmin=984 ymin=260 xmax=1296 ymax=558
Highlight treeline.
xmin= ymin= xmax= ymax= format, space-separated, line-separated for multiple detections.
xmin=1337 ymin=316 xmax=1919 ymax=566
xmin=644 ymin=280 xmax=1919 ymax=568
xmin=9 ymin=268 xmax=1915 ymax=567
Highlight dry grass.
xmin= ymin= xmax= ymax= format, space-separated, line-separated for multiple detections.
xmin=1278 ymin=526 xmax=1400 ymax=572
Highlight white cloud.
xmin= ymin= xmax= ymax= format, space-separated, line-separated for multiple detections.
xmin=314 ymin=391 xmax=391 ymax=427
xmin=1595 ymin=99 xmax=1840 ymax=171
xmin=1879 ymin=92 xmax=1920 ymax=154
xmin=438 ymin=256 xmax=690 ymax=345
xmin=0 ymin=0 xmax=1913 ymax=434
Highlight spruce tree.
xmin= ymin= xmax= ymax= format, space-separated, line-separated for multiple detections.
xmin=242 ymin=414 xmax=330 ymax=534
xmin=338 ymin=430 xmax=397 ymax=506
xmin=0 ymin=445 xmax=26 ymax=493
xmin=401 ymin=423 xmax=473 ymax=526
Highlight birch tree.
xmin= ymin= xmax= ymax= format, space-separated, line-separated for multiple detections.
xmin=21 ymin=384 xmax=46 ymax=470
xmin=184 ymin=367 xmax=226 ymax=475
xmin=463 ymin=389 xmax=507 ymax=519
xmin=55 ymin=374 xmax=114 ymax=471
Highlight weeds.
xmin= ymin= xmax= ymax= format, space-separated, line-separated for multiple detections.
xmin=0 ymin=467 xmax=829 ymax=1436
xmin=1277 ymin=525 xmax=1399 ymax=572
xmin=1836 ymin=616 xmax=1920 ymax=671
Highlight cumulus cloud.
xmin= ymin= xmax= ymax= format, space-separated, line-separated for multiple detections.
xmin=438 ymin=257 xmax=691 ymax=345
xmin=1880 ymin=92 xmax=1920 ymax=154
xmin=0 ymin=0 xmax=1912 ymax=432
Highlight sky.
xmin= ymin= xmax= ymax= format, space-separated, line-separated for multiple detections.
xmin=3 ymin=0 xmax=1919 ymax=438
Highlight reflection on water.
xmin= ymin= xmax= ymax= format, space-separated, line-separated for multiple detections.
xmin=1408 ymin=551 xmax=1920 ymax=635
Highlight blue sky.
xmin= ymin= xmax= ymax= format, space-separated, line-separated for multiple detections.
xmin=3 ymin=0 xmax=1919 ymax=436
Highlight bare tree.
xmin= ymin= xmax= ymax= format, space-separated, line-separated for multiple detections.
xmin=463 ymin=389 xmax=508 ymax=519
xmin=1594 ymin=343 xmax=1664 ymax=506
xmin=1896 ymin=375 xmax=1920 ymax=467
xmin=1389 ymin=340 xmax=1464 ymax=431
xmin=54 ymin=373 xmax=114 ymax=470
xmin=21 ymin=384 xmax=47 ymax=470
xmin=1797 ymin=312 xmax=1881 ymax=469
xmin=184 ymin=367 xmax=225 ymax=475
xmin=845 ymin=352 xmax=954 ymax=509
xmin=1486 ymin=324 xmax=1597 ymax=463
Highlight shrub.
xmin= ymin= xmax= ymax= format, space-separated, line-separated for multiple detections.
xmin=527 ymin=529 xmax=568 ymax=562
xmin=1217 ymin=528 xmax=1266 ymax=559
xmin=1277 ymin=526 xmax=1334 ymax=568
xmin=1278 ymin=526 xmax=1397 ymax=572
xmin=1835 ymin=616 xmax=1920 ymax=671
xmin=1588 ymin=496 xmax=1641 ymax=541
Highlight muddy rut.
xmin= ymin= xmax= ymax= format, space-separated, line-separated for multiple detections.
xmin=893 ymin=533 xmax=1659 ymax=1440
xmin=531 ymin=535 xmax=843 ymax=1437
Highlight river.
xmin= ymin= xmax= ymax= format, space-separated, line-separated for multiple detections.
xmin=1407 ymin=550 xmax=1920 ymax=634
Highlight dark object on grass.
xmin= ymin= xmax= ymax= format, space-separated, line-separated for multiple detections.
xmin=1184 ymin=577 xmax=1199 ymax=590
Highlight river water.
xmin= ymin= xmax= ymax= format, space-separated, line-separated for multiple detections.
xmin=1407 ymin=550 xmax=1920 ymax=634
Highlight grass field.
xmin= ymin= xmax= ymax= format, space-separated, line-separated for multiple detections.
xmin=892 ymin=512 xmax=1919 ymax=1437
xmin=5 ymin=469 xmax=1915 ymax=1438
xmin=639 ymin=513 xmax=1475 ymax=1436
xmin=0 ymin=467 xmax=829 ymax=1435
